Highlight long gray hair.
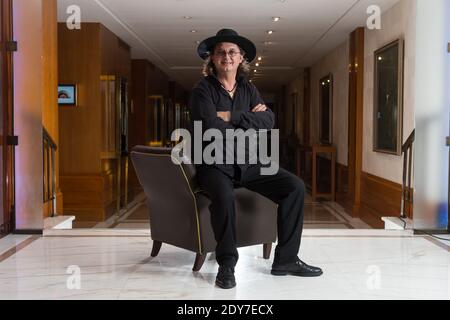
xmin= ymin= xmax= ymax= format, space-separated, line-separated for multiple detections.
xmin=201 ymin=46 xmax=251 ymax=77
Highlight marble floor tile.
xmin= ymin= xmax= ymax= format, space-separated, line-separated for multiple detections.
xmin=0 ymin=232 xmax=448 ymax=300
xmin=0 ymin=235 xmax=32 ymax=256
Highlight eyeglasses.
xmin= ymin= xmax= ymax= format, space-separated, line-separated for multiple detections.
xmin=214 ymin=50 xmax=242 ymax=58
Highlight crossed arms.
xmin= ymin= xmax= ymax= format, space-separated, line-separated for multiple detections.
xmin=190 ymin=86 xmax=275 ymax=134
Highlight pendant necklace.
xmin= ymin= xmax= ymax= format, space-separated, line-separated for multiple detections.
xmin=220 ymin=82 xmax=238 ymax=93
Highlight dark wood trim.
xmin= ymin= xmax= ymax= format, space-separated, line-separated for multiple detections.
xmin=13 ymin=229 xmax=44 ymax=235
xmin=360 ymin=172 xmax=402 ymax=229
xmin=347 ymin=27 xmax=365 ymax=218
xmin=414 ymin=230 xmax=450 ymax=236
xmin=0 ymin=236 xmax=40 ymax=263
xmin=336 ymin=165 xmax=407 ymax=229
xmin=402 ymin=130 xmax=415 ymax=219
xmin=311 ymin=145 xmax=336 ymax=201
xmin=336 ymin=163 xmax=352 ymax=213
xmin=0 ymin=0 xmax=15 ymax=238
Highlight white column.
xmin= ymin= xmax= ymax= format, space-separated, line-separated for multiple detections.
xmin=13 ymin=0 xmax=44 ymax=230
xmin=414 ymin=0 xmax=450 ymax=230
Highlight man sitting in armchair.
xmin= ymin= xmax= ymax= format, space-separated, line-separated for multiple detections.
xmin=189 ymin=29 xmax=323 ymax=289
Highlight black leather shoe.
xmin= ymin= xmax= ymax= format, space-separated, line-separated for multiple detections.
xmin=271 ymin=257 xmax=323 ymax=277
xmin=215 ymin=266 xmax=236 ymax=289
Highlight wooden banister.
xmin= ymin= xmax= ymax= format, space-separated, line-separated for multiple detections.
xmin=43 ymin=127 xmax=57 ymax=217
xmin=401 ymin=130 xmax=415 ymax=219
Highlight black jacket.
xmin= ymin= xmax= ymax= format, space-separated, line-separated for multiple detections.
xmin=189 ymin=75 xmax=275 ymax=177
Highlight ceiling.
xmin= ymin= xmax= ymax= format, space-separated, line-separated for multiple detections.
xmin=56 ymin=0 xmax=400 ymax=93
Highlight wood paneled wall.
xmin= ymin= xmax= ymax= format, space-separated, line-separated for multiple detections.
xmin=13 ymin=0 xmax=60 ymax=229
xmin=42 ymin=0 xmax=62 ymax=217
xmin=42 ymin=0 xmax=58 ymax=139
xmin=360 ymin=172 xmax=402 ymax=228
xmin=58 ymin=23 xmax=102 ymax=174
xmin=99 ymin=25 xmax=132 ymax=210
xmin=336 ymin=163 xmax=351 ymax=213
xmin=336 ymin=164 xmax=404 ymax=229
xmin=100 ymin=25 xmax=131 ymax=78
xmin=129 ymin=59 xmax=188 ymax=196
xmin=347 ymin=27 xmax=365 ymax=218
xmin=58 ymin=23 xmax=131 ymax=223
xmin=129 ymin=60 xmax=149 ymax=196
xmin=129 ymin=60 xmax=149 ymax=150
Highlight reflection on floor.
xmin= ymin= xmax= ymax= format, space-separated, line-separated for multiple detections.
xmin=0 ymin=231 xmax=448 ymax=300
xmin=101 ymin=193 xmax=371 ymax=230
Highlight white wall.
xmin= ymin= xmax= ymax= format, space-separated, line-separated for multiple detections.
xmin=285 ymin=0 xmax=416 ymax=185
xmin=310 ymin=41 xmax=350 ymax=165
xmin=363 ymin=0 xmax=416 ymax=184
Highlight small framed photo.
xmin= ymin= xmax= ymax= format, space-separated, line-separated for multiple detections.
xmin=58 ymin=84 xmax=77 ymax=106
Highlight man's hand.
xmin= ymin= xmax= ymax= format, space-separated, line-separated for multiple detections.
xmin=217 ymin=105 xmax=267 ymax=122
xmin=217 ymin=111 xmax=231 ymax=122
xmin=252 ymin=104 xmax=268 ymax=113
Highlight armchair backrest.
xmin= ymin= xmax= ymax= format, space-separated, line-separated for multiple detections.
xmin=130 ymin=146 xmax=202 ymax=252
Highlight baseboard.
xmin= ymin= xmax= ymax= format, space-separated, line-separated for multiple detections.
xmin=13 ymin=229 xmax=43 ymax=235
xmin=359 ymin=172 xmax=403 ymax=229
xmin=413 ymin=229 xmax=450 ymax=235
xmin=333 ymin=168 xmax=405 ymax=228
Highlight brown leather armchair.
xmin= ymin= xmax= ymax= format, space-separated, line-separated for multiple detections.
xmin=130 ymin=146 xmax=278 ymax=271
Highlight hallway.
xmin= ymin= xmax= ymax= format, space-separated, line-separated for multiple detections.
xmin=2 ymin=0 xmax=449 ymax=301
xmin=6 ymin=0 xmax=440 ymax=233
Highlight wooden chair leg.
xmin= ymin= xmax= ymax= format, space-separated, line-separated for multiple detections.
xmin=263 ymin=243 xmax=272 ymax=260
xmin=192 ymin=253 xmax=207 ymax=272
xmin=151 ymin=241 xmax=162 ymax=257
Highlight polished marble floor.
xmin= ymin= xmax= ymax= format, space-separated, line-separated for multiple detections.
xmin=99 ymin=193 xmax=371 ymax=230
xmin=0 ymin=229 xmax=449 ymax=300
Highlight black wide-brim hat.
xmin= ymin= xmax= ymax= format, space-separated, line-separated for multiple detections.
xmin=197 ymin=29 xmax=257 ymax=63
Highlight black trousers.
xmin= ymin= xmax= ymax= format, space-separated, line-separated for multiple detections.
xmin=197 ymin=164 xmax=305 ymax=267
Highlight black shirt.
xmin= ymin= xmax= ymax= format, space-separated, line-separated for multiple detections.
xmin=189 ymin=75 xmax=275 ymax=178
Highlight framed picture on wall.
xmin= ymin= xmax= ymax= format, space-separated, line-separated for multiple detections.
xmin=373 ymin=39 xmax=404 ymax=155
xmin=58 ymin=84 xmax=77 ymax=106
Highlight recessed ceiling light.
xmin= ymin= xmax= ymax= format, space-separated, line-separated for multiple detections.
xmin=258 ymin=57 xmax=262 ymax=61
xmin=267 ymin=30 xmax=274 ymax=35
xmin=255 ymin=63 xmax=260 ymax=67
xmin=184 ymin=16 xmax=192 ymax=19
xmin=272 ymin=17 xmax=281 ymax=22
xmin=263 ymin=41 xmax=273 ymax=45
xmin=190 ymin=30 xmax=197 ymax=33
xmin=254 ymin=70 xmax=257 ymax=73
